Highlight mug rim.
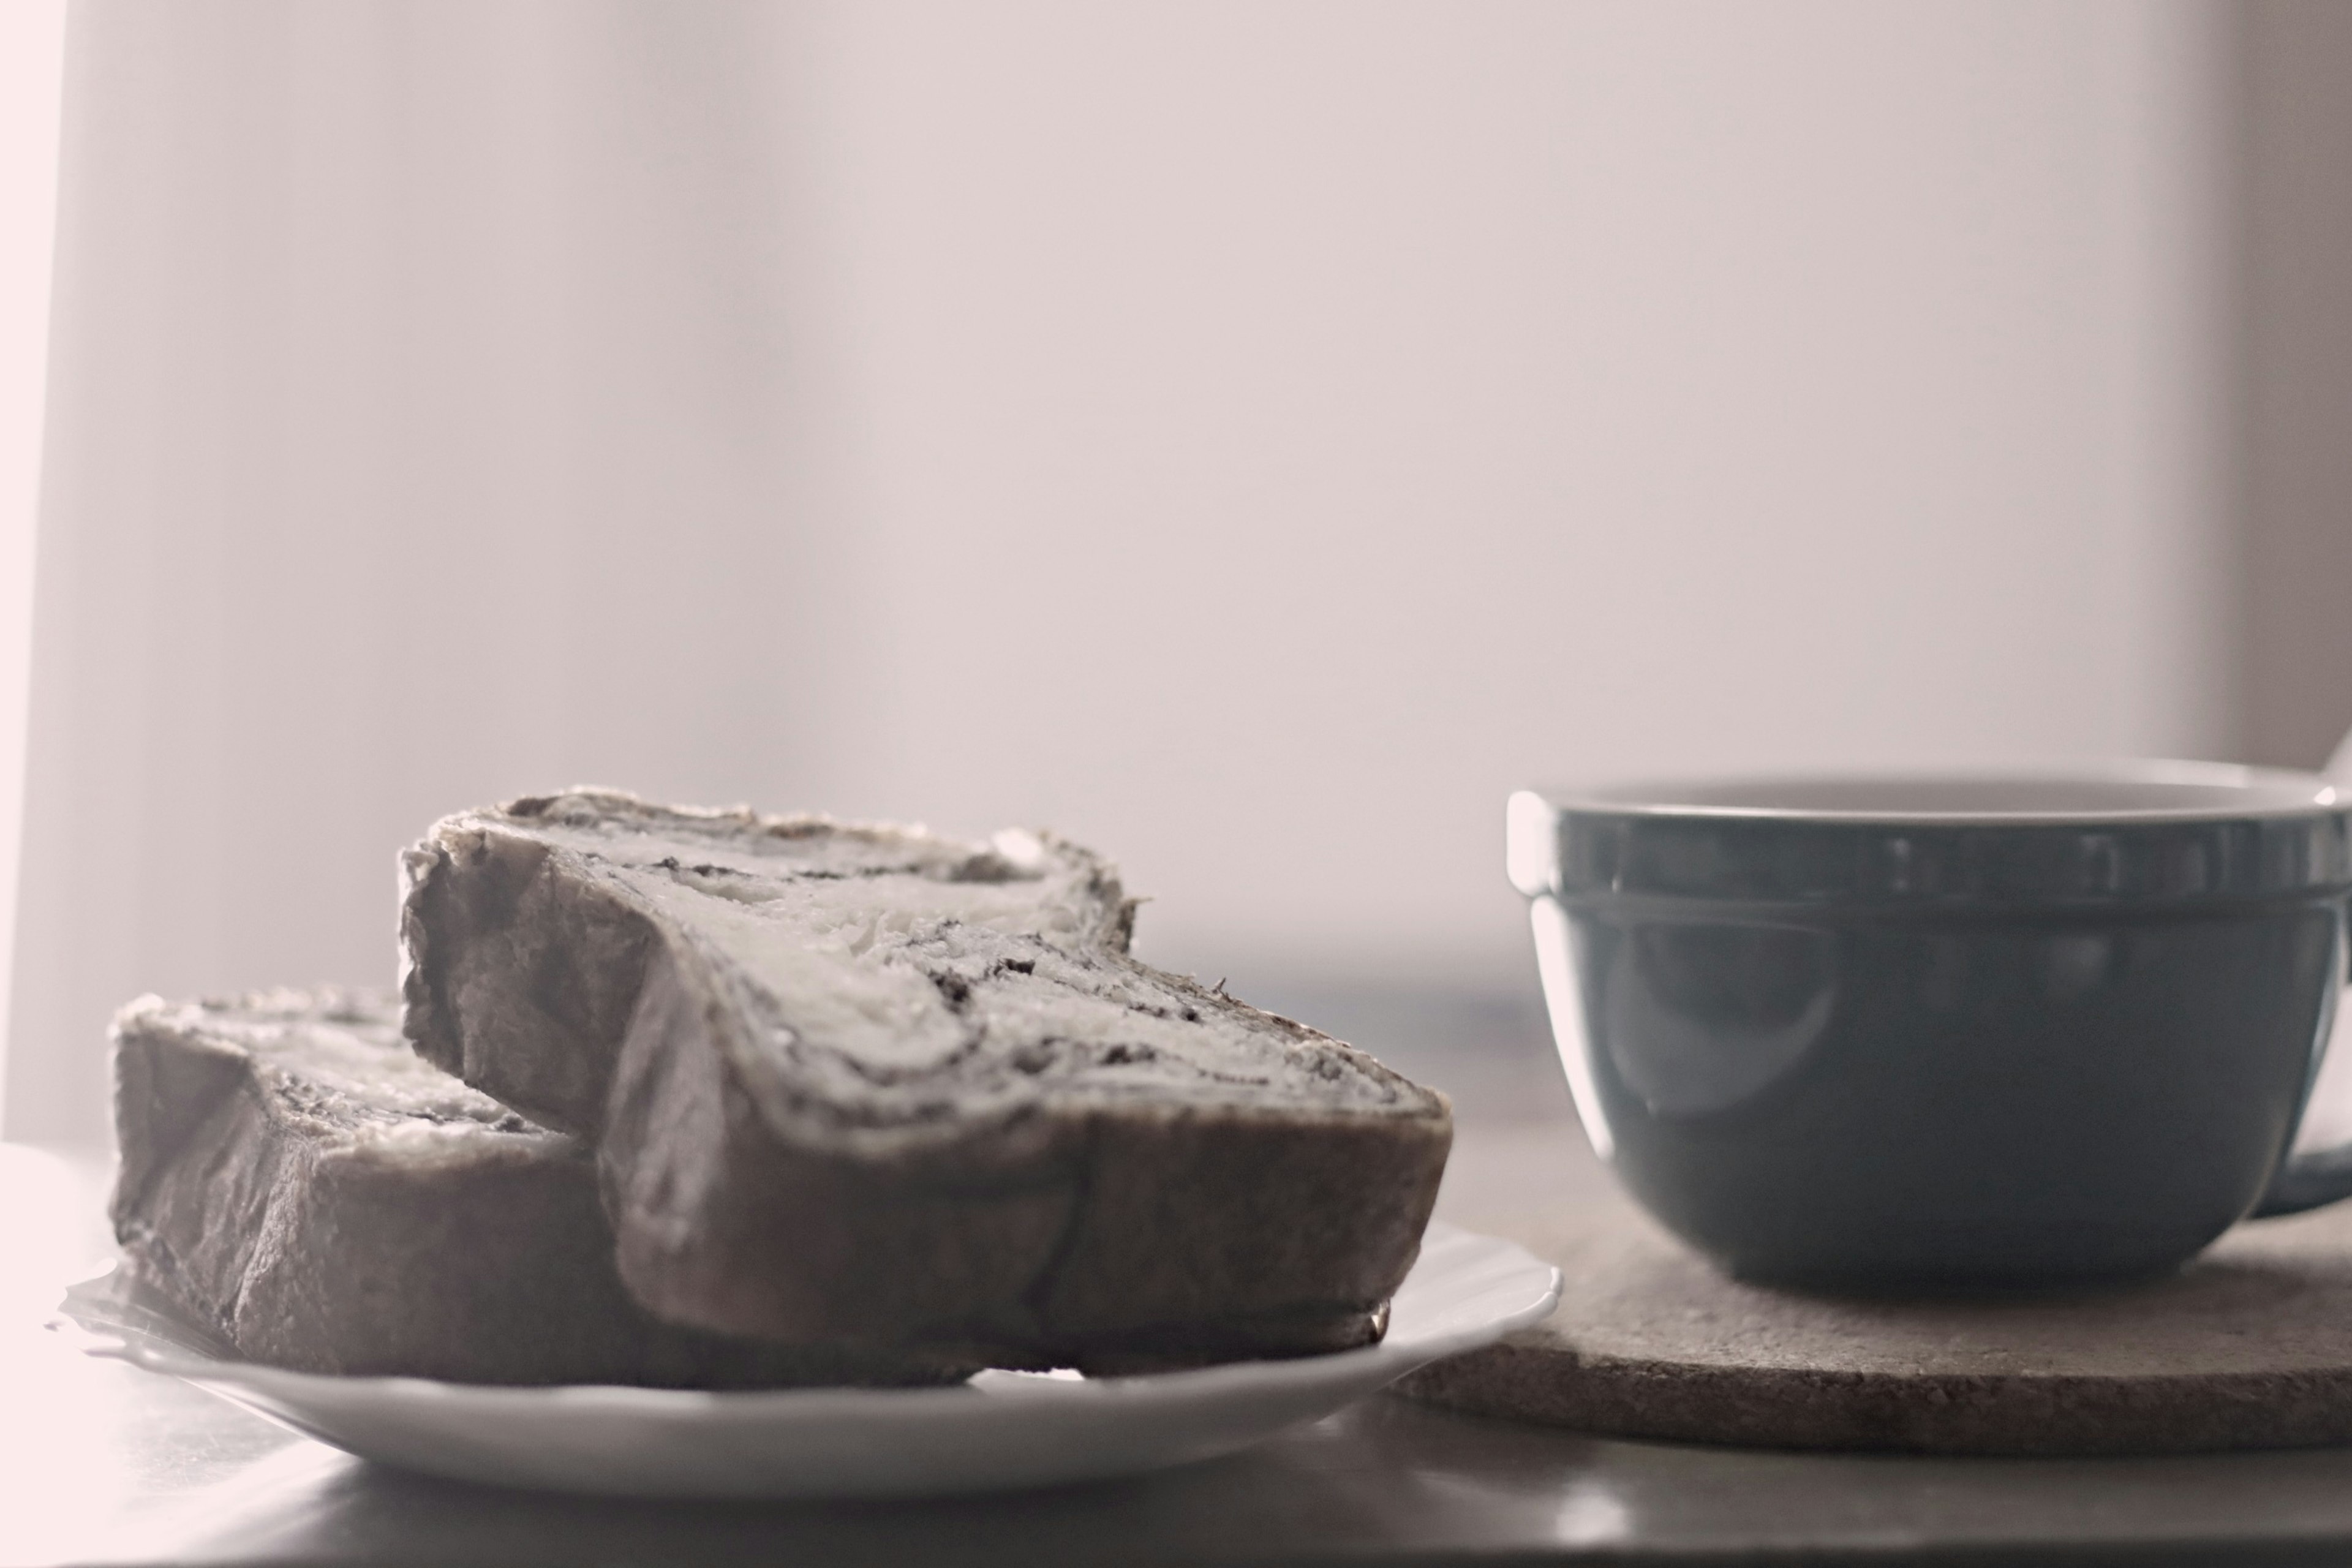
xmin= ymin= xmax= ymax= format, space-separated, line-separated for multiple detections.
xmin=1524 ymin=761 xmax=2342 ymax=826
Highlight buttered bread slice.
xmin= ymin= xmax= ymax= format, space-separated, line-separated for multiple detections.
xmin=110 ymin=990 xmax=966 ymax=1385
xmin=399 ymin=791 xmax=1452 ymax=1371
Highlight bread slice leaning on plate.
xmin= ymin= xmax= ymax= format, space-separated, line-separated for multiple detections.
xmin=109 ymin=990 xmax=970 ymax=1386
xmin=400 ymin=791 xmax=1454 ymax=1373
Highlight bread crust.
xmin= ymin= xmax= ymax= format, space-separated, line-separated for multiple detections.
xmin=400 ymin=791 xmax=1454 ymax=1370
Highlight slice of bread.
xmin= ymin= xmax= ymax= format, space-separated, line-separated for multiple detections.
xmin=400 ymin=791 xmax=1453 ymax=1371
xmin=110 ymin=989 xmax=968 ymax=1386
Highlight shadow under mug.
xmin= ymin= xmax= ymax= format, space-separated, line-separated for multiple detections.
xmin=1506 ymin=764 xmax=2352 ymax=1290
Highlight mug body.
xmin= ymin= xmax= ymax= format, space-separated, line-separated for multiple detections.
xmin=1509 ymin=766 xmax=2352 ymax=1289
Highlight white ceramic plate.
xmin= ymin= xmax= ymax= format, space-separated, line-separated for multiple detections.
xmin=56 ymin=1223 xmax=1559 ymax=1500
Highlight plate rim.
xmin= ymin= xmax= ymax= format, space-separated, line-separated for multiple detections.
xmin=56 ymin=1219 xmax=1564 ymax=1413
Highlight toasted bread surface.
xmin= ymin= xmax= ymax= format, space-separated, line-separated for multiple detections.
xmin=111 ymin=989 xmax=968 ymax=1386
xmin=400 ymin=792 xmax=1453 ymax=1369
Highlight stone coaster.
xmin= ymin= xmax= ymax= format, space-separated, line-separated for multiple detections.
xmin=1401 ymin=1168 xmax=2352 ymax=1456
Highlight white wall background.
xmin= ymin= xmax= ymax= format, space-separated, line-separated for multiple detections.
xmin=0 ymin=1 xmax=67 ymax=1139
xmin=810 ymin=0 xmax=2234 ymax=971
xmin=2 ymin=0 xmax=2237 ymax=1143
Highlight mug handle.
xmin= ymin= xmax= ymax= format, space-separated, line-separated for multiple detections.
xmin=2256 ymin=728 xmax=2352 ymax=1216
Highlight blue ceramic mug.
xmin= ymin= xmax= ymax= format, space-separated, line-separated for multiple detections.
xmin=1507 ymin=764 xmax=2352 ymax=1289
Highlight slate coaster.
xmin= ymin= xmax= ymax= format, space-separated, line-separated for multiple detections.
xmin=1403 ymin=1150 xmax=2352 ymax=1456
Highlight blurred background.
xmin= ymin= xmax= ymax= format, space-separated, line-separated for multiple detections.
xmin=0 ymin=1 xmax=2347 ymax=1145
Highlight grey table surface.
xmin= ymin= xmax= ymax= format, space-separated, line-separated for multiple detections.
xmin=15 ymin=1113 xmax=2352 ymax=1567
